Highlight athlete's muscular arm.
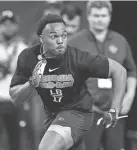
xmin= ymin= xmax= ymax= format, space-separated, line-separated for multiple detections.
xmin=108 ymin=58 xmax=127 ymax=116
xmin=95 ymin=58 xmax=127 ymax=128
xmin=79 ymin=52 xmax=127 ymax=116
xmin=9 ymin=47 xmax=45 ymax=106
xmin=10 ymin=60 xmax=45 ymax=106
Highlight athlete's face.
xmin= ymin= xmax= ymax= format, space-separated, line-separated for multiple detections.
xmin=40 ymin=22 xmax=67 ymax=57
xmin=87 ymin=7 xmax=111 ymax=32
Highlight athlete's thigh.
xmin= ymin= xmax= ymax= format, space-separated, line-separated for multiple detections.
xmin=39 ymin=111 xmax=66 ymax=150
xmin=39 ymin=130 xmax=66 ymax=150
xmin=40 ymin=127 xmax=85 ymax=150
xmin=50 ymin=110 xmax=93 ymax=148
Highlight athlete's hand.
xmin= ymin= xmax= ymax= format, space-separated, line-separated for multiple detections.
xmin=97 ymin=109 xmax=117 ymax=128
xmin=29 ymin=60 xmax=46 ymax=87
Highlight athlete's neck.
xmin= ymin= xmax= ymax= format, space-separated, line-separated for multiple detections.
xmin=42 ymin=45 xmax=56 ymax=58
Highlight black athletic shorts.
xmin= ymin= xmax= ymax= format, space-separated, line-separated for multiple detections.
xmin=44 ymin=109 xmax=94 ymax=145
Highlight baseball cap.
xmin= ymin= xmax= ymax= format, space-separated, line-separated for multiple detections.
xmin=0 ymin=10 xmax=18 ymax=24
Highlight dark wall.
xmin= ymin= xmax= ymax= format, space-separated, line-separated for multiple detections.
xmin=111 ymin=1 xmax=137 ymax=60
xmin=110 ymin=1 xmax=137 ymax=130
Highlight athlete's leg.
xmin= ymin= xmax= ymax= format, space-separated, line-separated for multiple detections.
xmin=39 ymin=110 xmax=74 ymax=150
xmin=39 ymin=124 xmax=74 ymax=150
xmin=39 ymin=110 xmax=92 ymax=150
xmin=39 ymin=130 xmax=66 ymax=150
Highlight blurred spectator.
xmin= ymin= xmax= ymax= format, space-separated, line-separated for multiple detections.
xmin=68 ymin=1 xmax=137 ymax=150
xmin=43 ymin=0 xmax=63 ymax=16
xmin=0 ymin=10 xmax=27 ymax=150
xmin=0 ymin=10 xmax=27 ymax=74
xmin=0 ymin=10 xmax=40 ymax=150
xmin=61 ymin=3 xmax=82 ymax=40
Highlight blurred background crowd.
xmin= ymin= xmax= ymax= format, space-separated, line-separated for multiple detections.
xmin=0 ymin=1 xmax=137 ymax=150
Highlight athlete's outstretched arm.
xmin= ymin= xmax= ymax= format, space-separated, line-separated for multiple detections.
xmin=9 ymin=60 xmax=43 ymax=106
xmin=78 ymin=52 xmax=127 ymax=115
xmin=108 ymin=58 xmax=127 ymax=116
xmin=91 ymin=56 xmax=127 ymax=128
xmin=9 ymin=50 xmax=44 ymax=106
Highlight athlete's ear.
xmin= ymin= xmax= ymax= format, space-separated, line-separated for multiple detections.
xmin=39 ymin=35 xmax=43 ymax=43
